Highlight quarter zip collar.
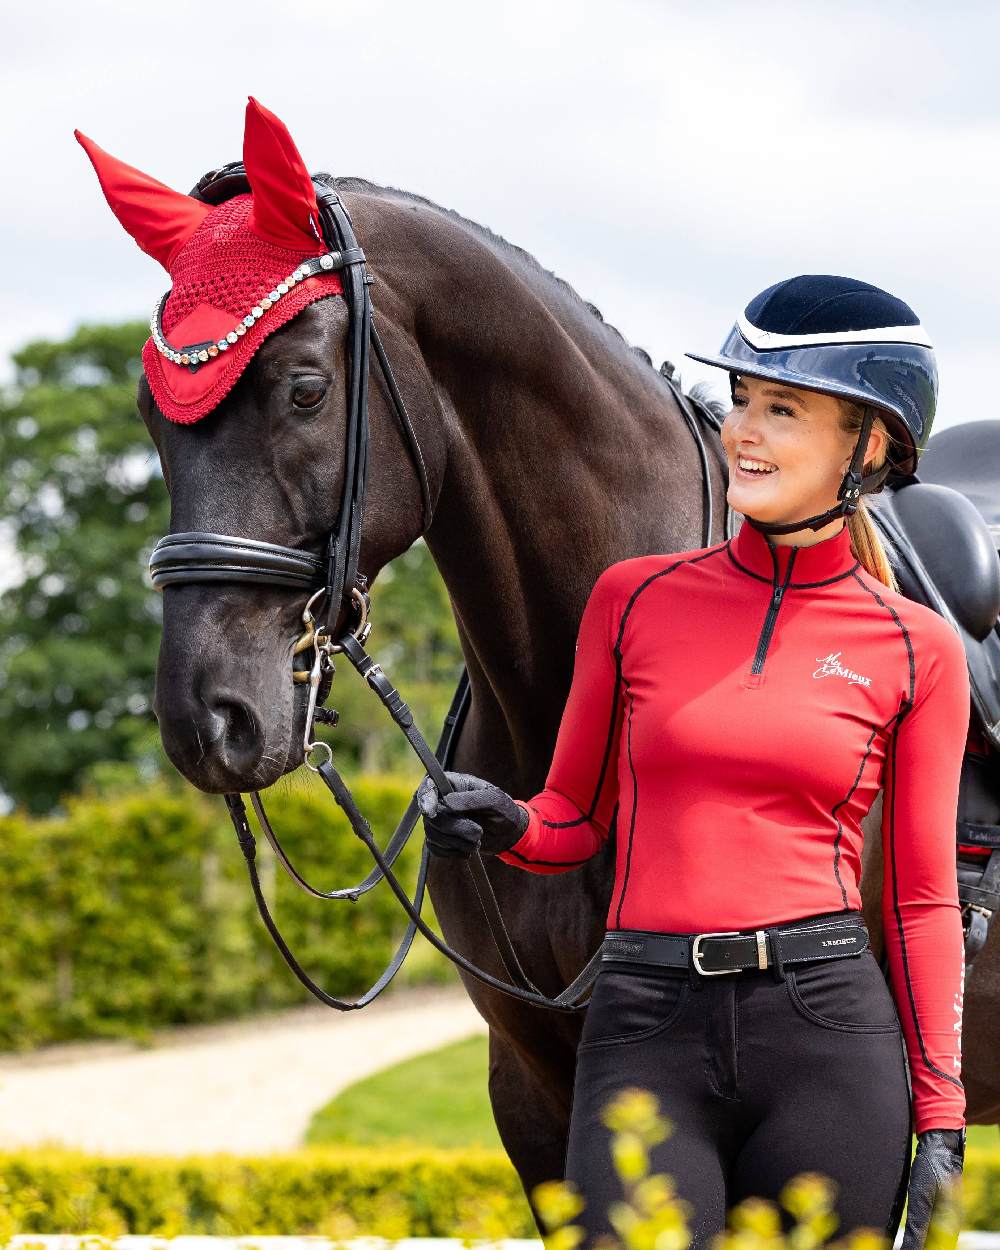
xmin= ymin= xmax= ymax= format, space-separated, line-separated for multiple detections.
xmin=728 ymin=517 xmax=859 ymax=588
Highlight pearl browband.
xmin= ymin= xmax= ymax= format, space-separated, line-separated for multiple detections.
xmin=149 ymin=245 xmax=365 ymax=372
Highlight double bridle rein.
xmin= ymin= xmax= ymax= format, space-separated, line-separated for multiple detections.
xmin=147 ymin=163 xmax=734 ymax=1012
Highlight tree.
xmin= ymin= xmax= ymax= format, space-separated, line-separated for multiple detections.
xmin=0 ymin=323 xmax=167 ymax=812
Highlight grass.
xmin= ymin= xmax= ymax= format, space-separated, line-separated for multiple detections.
xmin=305 ymin=1033 xmax=502 ymax=1149
xmin=306 ymin=1034 xmax=1000 ymax=1154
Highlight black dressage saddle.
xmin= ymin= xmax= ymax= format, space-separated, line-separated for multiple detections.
xmin=869 ymin=478 xmax=1000 ymax=744
xmin=918 ymin=419 xmax=1000 ymax=550
xmin=867 ymin=422 xmax=1000 ymax=960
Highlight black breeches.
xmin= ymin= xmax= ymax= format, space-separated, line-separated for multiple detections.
xmin=564 ymin=945 xmax=913 ymax=1248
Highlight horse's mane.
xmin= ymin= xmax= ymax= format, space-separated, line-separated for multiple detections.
xmin=319 ymin=174 xmax=723 ymax=411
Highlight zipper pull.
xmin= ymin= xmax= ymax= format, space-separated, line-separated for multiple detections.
xmin=773 ymin=585 xmax=785 ymax=607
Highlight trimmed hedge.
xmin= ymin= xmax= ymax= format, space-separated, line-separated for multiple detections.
xmin=0 ymin=1146 xmax=998 ymax=1237
xmin=0 ymin=779 xmax=454 ymax=1050
xmin=963 ymin=1148 xmax=1000 ymax=1232
xmin=0 ymin=1147 xmax=532 ymax=1238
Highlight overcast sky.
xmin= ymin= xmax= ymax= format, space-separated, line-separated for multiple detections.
xmin=3 ymin=0 xmax=998 ymax=429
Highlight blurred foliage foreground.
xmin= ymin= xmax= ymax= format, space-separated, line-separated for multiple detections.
xmin=0 ymin=1090 xmax=997 ymax=1241
xmin=0 ymin=321 xmax=464 ymax=814
xmin=0 ymin=777 xmax=456 ymax=1050
xmin=534 ymin=1089 xmax=973 ymax=1250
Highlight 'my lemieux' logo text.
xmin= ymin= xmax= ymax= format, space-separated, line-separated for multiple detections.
xmin=813 ymin=652 xmax=872 ymax=687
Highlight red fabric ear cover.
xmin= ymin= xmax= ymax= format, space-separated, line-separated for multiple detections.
xmin=77 ymin=101 xmax=346 ymax=424
xmin=244 ymin=96 xmax=324 ymax=250
xmin=74 ymin=130 xmax=211 ymax=268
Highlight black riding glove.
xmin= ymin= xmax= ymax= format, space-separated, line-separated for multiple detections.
xmin=901 ymin=1127 xmax=965 ymax=1250
xmin=416 ymin=771 xmax=529 ymax=858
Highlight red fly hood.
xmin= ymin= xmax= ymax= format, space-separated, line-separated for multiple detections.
xmin=75 ymin=98 xmax=345 ymax=423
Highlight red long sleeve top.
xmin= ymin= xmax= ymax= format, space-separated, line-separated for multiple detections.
xmin=501 ymin=518 xmax=969 ymax=1133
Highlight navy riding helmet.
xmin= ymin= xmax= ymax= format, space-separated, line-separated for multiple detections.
xmin=686 ymin=275 xmax=937 ymax=535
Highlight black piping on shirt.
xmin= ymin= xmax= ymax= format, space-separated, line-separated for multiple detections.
xmin=830 ymin=709 xmax=906 ymax=909
xmin=615 ymin=676 xmax=640 ymax=929
xmin=503 ymin=568 xmax=630 ymax=868
xmin=853 ymin=568 xmax=963 ymax=1092
xmin=611 ymin=545 xmax=729 ymax=924
xmin=726 ymin=540 xmax=861 ymax=590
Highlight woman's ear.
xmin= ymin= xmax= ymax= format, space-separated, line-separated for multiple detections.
xmin=841 ymin=420 xmax=888 ymax=476
xmin=863 ymin=423 xmax=889 ymax=472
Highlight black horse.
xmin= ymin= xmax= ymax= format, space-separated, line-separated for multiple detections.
xmin=136 ymin=177 xmax=998 ymax=1216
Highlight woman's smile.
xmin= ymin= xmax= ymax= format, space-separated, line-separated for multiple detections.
xmin=734 ymin=454 xmax=779 ymax=480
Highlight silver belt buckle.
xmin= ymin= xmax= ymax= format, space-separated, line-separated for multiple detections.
xmin=691 ymin=929 xmax=742 ymax=976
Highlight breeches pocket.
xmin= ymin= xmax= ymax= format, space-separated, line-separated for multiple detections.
xmin=785 ymin=949 xmax=901 ymax=1033
xmin=577 ymin=965 xmax=690 ymax=1051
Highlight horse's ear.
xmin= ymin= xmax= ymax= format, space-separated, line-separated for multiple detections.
xmin=75 ymin=130 xmax=211 ymax=270
xmin=243 ymin=97 xmax=323 ymax=250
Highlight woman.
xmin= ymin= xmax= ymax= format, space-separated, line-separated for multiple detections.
xmin=417 ymin=275 xmax=968 ymax=1249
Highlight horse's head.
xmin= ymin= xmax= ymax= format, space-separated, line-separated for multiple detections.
xmin=78 ymin=99 xmax=442 ymax=793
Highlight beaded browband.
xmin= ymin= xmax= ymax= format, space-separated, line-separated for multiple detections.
xmin=149 ymin=245 xmax=364 ymax=373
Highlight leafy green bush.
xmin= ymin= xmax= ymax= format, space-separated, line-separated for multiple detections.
xmin=0 ymin=778 xmax=456 ymax=1050
xmin=0 ymin=1147 xmax=531 ymax=1238
xmin=0 ymin=1142 xmax=996 ymax=1239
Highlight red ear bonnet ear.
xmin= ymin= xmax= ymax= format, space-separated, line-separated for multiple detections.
xmin=75 ymin=102 xmax=344 ymax=424
xmin=244 ymin=96 xmax=323 ymax=250
xmin=74 ymin=130 xmax=211 ymax=269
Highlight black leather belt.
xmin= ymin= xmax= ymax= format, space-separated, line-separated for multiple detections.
xmin=602 ymin=912 xmax=870 ymax=976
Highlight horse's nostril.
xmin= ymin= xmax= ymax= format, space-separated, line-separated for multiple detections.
xmin=154 ymin=681 xmax=281 ymax=793
xmin=212 ymin=697 xmax=264 ymax=776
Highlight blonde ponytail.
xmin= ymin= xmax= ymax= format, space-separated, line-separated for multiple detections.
xmin=838 ymin=399 xmax=901 ymax=593
xmin=847 ymin=505 xmax=898 ymax=593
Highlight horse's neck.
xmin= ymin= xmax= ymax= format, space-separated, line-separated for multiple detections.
xmin=370 ymin=191 xmax=721 ymax=786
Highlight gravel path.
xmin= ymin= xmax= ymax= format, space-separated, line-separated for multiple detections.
xmin=0 ymin=985 xmax=487 ymax=1155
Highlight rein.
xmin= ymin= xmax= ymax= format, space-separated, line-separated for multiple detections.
xmin=148 ymin=165 xmax=735 ymax=1011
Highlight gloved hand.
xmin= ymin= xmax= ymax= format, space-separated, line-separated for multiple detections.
xmin=900 ymin=1127 xmax=965 ymax=1250
xmin=416 ymin=770 xmax=529 ymax=858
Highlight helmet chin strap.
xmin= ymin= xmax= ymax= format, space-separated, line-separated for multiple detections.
xmin=743 ymin=404 xmax=892 ymax=537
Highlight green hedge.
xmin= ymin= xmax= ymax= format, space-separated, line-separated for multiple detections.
xmin=963 ymin=1148 xmax=1000 ymax=1231
xmin=0 ymin=1146 xmax=998 ymax=1237
xmin=0 ymin=1147 xmax=533 ymax=1238
xmin=0 ymin=779 xmax=454 ymax=1050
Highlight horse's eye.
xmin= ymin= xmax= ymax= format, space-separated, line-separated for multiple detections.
xmin=291 ymin=380 xmax=328 ymax=411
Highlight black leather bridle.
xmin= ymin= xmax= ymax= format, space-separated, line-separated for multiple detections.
xmin=147 ymin=163 xmax=733 ymax=1012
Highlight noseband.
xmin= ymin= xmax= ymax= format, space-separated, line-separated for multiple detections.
xmin=147 ymin=163 xmax=733 ymax=1012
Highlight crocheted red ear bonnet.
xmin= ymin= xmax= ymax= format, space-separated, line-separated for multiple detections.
xmin=75 ymin=98 xmax=345 ymax=424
